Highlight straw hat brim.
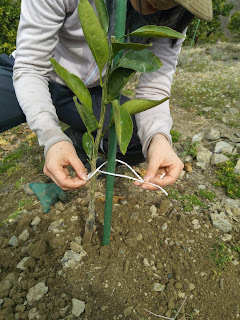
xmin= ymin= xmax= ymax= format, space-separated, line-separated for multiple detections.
xmin=175 ymin=0 xmax=213 ymax=22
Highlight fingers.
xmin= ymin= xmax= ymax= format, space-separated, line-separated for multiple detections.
xmin=44 ymin=164 xmax=87 ymax=191
xmin=44 ymin=141 xmax=89 ymax=190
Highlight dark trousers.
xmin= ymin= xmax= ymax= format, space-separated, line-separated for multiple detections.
xmin=0 ymin=53 xmax=144 ymax=165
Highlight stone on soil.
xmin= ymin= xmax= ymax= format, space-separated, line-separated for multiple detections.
xmin=16 ymin=257 xmax=30 ymax=271
xmin=153 ymin=283 xmax=165 ymax=292
xmin=72 ymin=298 xmax=85 ymax=317
xmin=214 ymin=141 xmax=233 ymax=154
xmin=211 ymin=154 xmax=230 ymax=164
xmin=210 ymin=212 xmax=232 ymax=232
xmin=206 ymin=128 xmax=221 ymax=141
xmin=61 ymin=249 xmax=87 ymax=269
xmin=233 ymin=158 xmax=240 ymax=175
xmin=18 ymin=229 xmax=30 ymax=242
xmin=9 ymin=236 xmax=18 ymax=247
xmin=0 ymin=273 xmax=18 ymax=298
xmin=27 ymin=282 xmax=48 ymax=305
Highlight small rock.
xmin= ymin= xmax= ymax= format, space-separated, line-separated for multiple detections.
xmin=189 ymin=283 xmax=195 ymax=291
xmin=70 ymin=242 xmax=83 ymax=253
xmin=9 ymin=236 xmax=18 ymax=247
xmin=197 ymin=147 xmax=212 ymax=164
xmin=70 ymin=216 xmax=78 ymax=223
xmin=18 ymin=229 xmax=30 ymax=242
xmin=233 ymin=158 xmax=240 ymax=175
xmin=16 ymin=257 xmax=30 ymax=271
xmin=210 ymin=212 xmax=232 ymax=232
xmin=150 ymin=205 xmax=158 ymax=217
xmin=123 ymin=306 xmax=133 ymax=317
xmin=0 ymin=273 xmax=18 ymax=298
xmin=153 ymin=283 xmax=165 ymax=292
xmin=198 ymin=185 xmax=206 ymax=190
xmin=206 ymin=128 xmax=221 ymax=141
xmin=31 ymin=217 xmax=41 ymax=226
xmin=211 ymin=154 xmax=229 ymax=164
xmin=27 ymin=282 xmax=48 ymax=305
xmin=72 ymin=299 xmax=85 ymax=317
xmin=28 ymin=308 xmax=41 ymax=320
xmin=161 ymin=223 xmax=168 ymax=231
xmin=143 ymin=258 xmax=150 ymax=267
xmin=192 ymin=132 xmax=204 ymax=143
xmin=223 ymin=199 xmax=240 ymax=209
xmin=214 ymin=141 xmax=233 ymax=154
xmin=48 ymin=219 xmax=64 ymax=232
xmin=196 ymin=162 xmax=207 ymax=170
xmin=221 ymin=234 xmax=232 ymax=242
xmin=55 ymin=202 xmax=65 ymax=211
xmin=61 ymin=249 xmax=87 ymax=269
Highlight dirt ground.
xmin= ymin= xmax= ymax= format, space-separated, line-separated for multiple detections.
xmin=0 ymin=43 xmax=240 ymax=320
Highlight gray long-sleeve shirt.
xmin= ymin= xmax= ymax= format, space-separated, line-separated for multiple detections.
xmin=13 ymin=0 xmax=185 ymax=157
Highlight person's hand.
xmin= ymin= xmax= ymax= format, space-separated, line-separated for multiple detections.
xmin=44 ymin=140 xmax=88 ymax=190
xmin=134 ymin=134 xmax=184 ymax=190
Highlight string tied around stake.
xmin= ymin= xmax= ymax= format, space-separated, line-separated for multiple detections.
xmin=86 ymin=159 xmax=168 ymax=196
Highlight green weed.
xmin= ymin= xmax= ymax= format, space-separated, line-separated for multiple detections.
xmin=211 ymin=243 xmax=231 ymax=269
xmin=181 ymin=141 xmax=198 ymax=159
xmin=0 ymin=198 xmax=33 ymax=227
xmin=199 ymin=189 xmax=216 ymax=201
xmin=170 ymin=129 xmax=181 ymax=143
xmin=169 ymin=190 xmax=205 ymax=212
xmin=214 ymin=155 xmax=240 ymax=199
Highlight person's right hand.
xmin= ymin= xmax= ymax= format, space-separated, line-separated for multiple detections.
xmin=44 ymin=140 xmax=88 ymax=190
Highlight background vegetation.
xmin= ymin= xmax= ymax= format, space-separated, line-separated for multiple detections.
xmin=0 ymin=0 xmax=240 ymax=56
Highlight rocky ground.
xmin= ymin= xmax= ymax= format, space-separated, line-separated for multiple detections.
xmin=0 ymin=43 xmax=240 ymax=320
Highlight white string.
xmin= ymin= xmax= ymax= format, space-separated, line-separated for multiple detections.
xmin=144 ymin=297 xmax=187 ymax=320
xmin=86 ymin=159 xmax=168 ymax=196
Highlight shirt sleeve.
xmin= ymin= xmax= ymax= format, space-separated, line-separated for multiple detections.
xmin=13 ymin=0 xmax=74 ymax=156
xmin=135 ymin=32 xmax=186 ymax=158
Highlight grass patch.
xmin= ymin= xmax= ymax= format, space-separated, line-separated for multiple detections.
xmin=180 ymin=141 xmax=198 ymax=159
xmin=0 ymin=198 xmax=33 ymax=227
xmin=0 ymin=143 xmax=30 ymax=174
xmin=211 ymin=243 xmax=231 ymax=270
xmin=214 ymin=155 xmax=240 ymax=199
xmin=170 ymin=129 xmax=181 ymax=143
xmin=199 ymin=189 xmax=216 ymax=201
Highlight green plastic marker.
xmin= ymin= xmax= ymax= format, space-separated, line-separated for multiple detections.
xmin=102 ymin=0 xmax=128 ymax=246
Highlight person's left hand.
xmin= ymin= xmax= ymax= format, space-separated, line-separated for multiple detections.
xmin=134 ymin=133 xmax=184 ymax=190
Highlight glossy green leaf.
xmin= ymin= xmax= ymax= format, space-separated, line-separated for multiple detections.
xmin=107 ymin=67 xmax=136 ymax=102
xmin=111 ymin=41 xmax=152 ymax=57
xmin=78 ymin=0 xmax=109 ymax=84
xmin=82 ymin=132 xmax=94 ymax=160
xmin=112 ymin=100 xmax=133 ymax=155
xmin=117 ymin=49 xmax=162 ymax=73
xmin=93 ymin=0 xmax=109 ymax=36
xmin=73 ymin=96 xmax=98 ymax=133
xmin=128 ymin=25 xmax=185 ymax=39
xmin=122 ymin=97 xmax=169 ymax=115
xmin=50 ymin=58 xmax=92 ymax=110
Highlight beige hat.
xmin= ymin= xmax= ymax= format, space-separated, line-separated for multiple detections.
xmin=175 ymin=0 xmax=213 ymax=22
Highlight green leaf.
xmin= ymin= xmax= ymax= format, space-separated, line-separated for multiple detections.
xmin=112 ymin=100 xmax=133 ymax=155
xmin=82 ymin=132 xmax=94 ymax=160
xmin=117 ymin=49 xmax=162 ymax=73
xmin=73 ymin=96 xmax=98 ymax=133
xmin=122 ymin=97 xmax=169 ymax=115
xmin=112 ymin=41 xmax=152 ymax=56
xmin=50 ymin=58 xmax=92 ymax=110
xmin=107 ymin=67 xmax=136 ymax=102
xmin=128 ymin=25 xmax=185 ymax=39
xmin=78 ymin=0 xmax=109 ymax=85
xmin=93 ymin=0 xmax=109 ymax=36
